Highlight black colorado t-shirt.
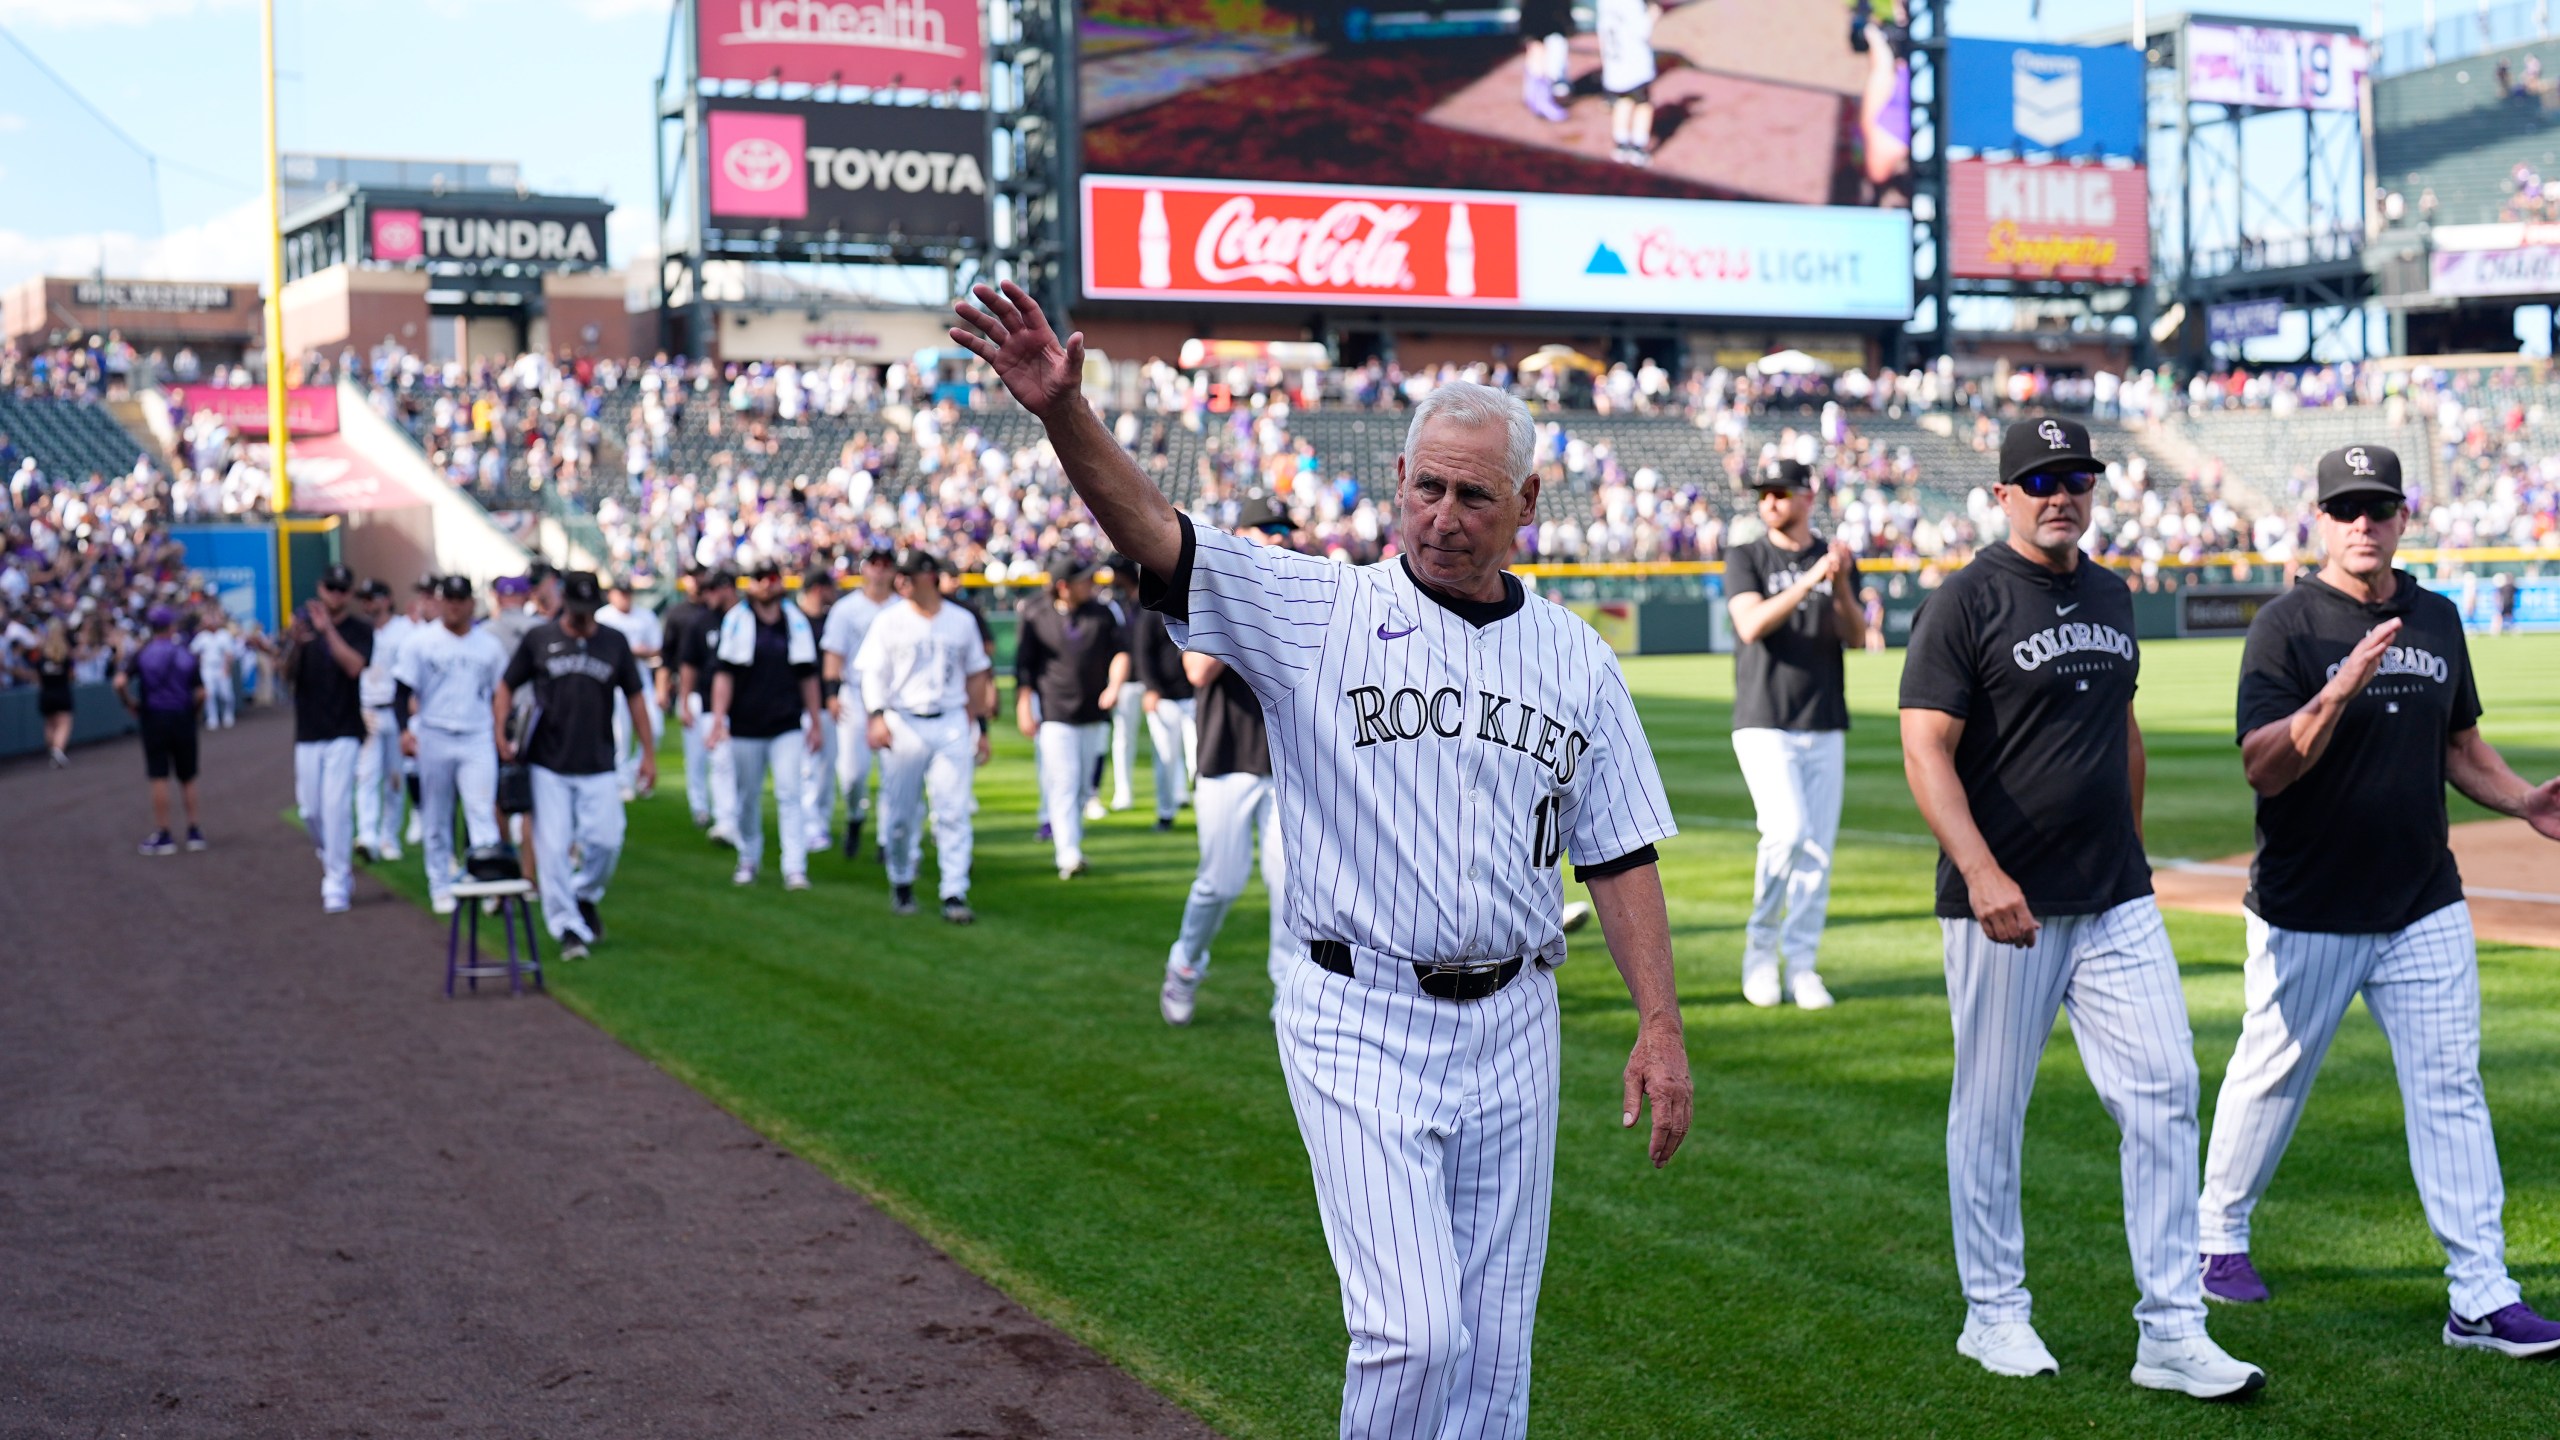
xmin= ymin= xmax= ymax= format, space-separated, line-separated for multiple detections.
xmin=291 ymin=613 xmax=374 ymax=742
xmin=715 ymin=609 xmax=817 ymax=739
xmin=1015 ymin=597 xmax=1127 ymax=725
xmin=503 ymin=620 xmax=644 ymax=775
xmin=1899 ymin=543 xmax=2151 ymax=919
xmin=2236 ymin=571 xmax=2479 ymax=933
xmin=1726 ymin=534 xmax=1854 ymax=732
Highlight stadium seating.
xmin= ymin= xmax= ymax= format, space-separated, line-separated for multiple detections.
xmin=0 ymin=392 xmax=146 ymax=483
xmin=2374 ymin=41 xmax=2560 ymax=224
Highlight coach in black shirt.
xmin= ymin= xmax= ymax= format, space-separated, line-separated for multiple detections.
xmin=1132 ymin=606 xmax=1195 ymax=829
xmin=499 ymin=571 xmax=653 ymax=958
xmin=1899 ymin=417 xmax=2260 ymax=1396
xmin=1017 ymin=550 xmax=1129 ymax=878
xmin=287 ymin=563 xmax=374 ymax=914
xmin=673 ymin=568 xmax=738 ymax=833
xmin=708 ymin=557 xmax=824 ymax=888
xmin=2195 ymin=444 xmax=2560 ymax=1349
xmin=1724 ymin=458 xmax=1863 ymax=1009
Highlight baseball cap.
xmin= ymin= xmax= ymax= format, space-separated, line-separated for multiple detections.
xmin=318 ymin=564 xmax=357 ymax=592
xmin=1234 ymin=491 xmax=1295 ymax=533
xmin=1998 ymin=417 xmax=2103 ymax=487
xmin=528 ymin=561 xmax=560 ymax=586
xmin=413 ymin=573 xmax=441 ymax=593
xmin=492 ymin=574 xmax=531 ymax=597
xmin=357 ymin=578 xmax=392 ymax=601
xmin=435 ymin=574 xmax=475 ymax=601
xmin=894 ymin=547 xmax=944 ymax=577
xmin=862 ymin=542 xmax=897 ymax=565
xmin=699 ymin=565 xmax=738 ymax=591
xmin=2315 ymin=444 xmax=2405 ymax=504
xmin=561 ymin=571 xmax=604 ymax=608
xmin=1752 ymin=459 xmax=1814 ymax=493
xmin=1045 ymin=548 xmax=1095 ymax=584
xmin=146 ymin=604 xmax=176 ymax=630
xmin=801 ymin=565 xmax=837 ymax=591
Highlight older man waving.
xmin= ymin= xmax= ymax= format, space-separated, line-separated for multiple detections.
xmin=951 ymin=282 xmax=1690 ymax=1440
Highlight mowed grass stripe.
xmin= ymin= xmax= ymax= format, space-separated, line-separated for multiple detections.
xmin=362 ymin=633 xmax=2560 ymax=1438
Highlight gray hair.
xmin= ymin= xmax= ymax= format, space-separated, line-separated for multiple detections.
xmin=1402 ymin=381 xmax=1536 ymax=487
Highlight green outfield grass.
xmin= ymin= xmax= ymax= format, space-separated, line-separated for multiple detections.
xmin=371 ymin=634 xmax=2560 ymax=1437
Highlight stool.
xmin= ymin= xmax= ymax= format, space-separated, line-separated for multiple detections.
xmin=445 ymin=879 xmax=545 ymax=997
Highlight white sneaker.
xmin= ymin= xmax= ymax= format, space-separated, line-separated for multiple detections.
xmin=1791 ymin=972 xmax=1836 ymax=1010
xmin=1957 ymin=1318 xmax=2058 ymax=1378
xmin=1161 ymin=964 xmax=1201 ymax=1026
xmin=379 ymin=843 xmax=403 ymax=863
xmin=404 ymin=814 xmax=424 ymax=845
xmin=783 ymin=873 xmax=811 ymax=892
xmin=732 ymin=865 xmax=757 ymax=886
xmin=1083 ymin=798 xmax=1108 ymax=822
xmin=323 ymin=898 xmax=351 ymax=916
xmin=1561 ymin=900 xmax=1593 ymax=934
xmin=2131 ymin=1334 xmax=2264 ymax=1399
xmin=1742 ymin=968 xmax=1783 ymax=1008
xmin=432 ymin=894 xmax=457 ymax=916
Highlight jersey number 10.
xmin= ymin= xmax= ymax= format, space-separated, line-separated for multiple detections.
xmin=1530 ymin=794 xmax=1564 ymax=869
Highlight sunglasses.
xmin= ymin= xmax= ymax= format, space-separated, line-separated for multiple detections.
xmin=2320 ymin=496 xmax=2404 ymax=524
xmin=2009 ymin=470 xmax=2097 ymax=498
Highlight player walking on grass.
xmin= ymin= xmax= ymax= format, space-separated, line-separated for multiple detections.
xmin=1899 ymin=418 xmax=2262 ymax=1399
xmin=1131 ymin=597 xmax=1195 ymax=831
xmin=498 ymin=571 xmax=655 ymax=961
xmin=596 ymin=578 xmax=664 ymax=802
xmin=708 ymin=557 xmax=825 ymax=890
xmin=120 ymin=604 xmax=205 ymax=856
xmin=286 ymin=565 xmax=373 ymax=915
xmin=1158 ymin=495 xmax=1295 ymax=1027
xmin=1724 ymin=458 xmax=1862 ymax=1010
xmin=855 ymin=547 xmax=993 ymax=922
xmin=1016 ymin=550 xmax=1129 ymax=880
xmin=397 ymin=575 xmax=508 ymax=918
xmin=954 ymin=282 xmax=1691 ymax=1440
xmin=2199 ymin=444 xmax=2560 ymax=1357
xmin=354 ymin=580 xmax=413 ymax=864
xmin=821 ymin=545 xmax=901 ymax=858
xmin=673 ymin=568 xmax=740 ymax=837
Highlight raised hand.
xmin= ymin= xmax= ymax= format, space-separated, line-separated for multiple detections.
xmin=949 ymin=281 xmax=1085 ymax=422
xmin=2325 ymin=617 xmax=2404 ymax=703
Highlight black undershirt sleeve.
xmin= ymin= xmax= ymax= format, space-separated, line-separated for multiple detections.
xmin=1572 ymin=843 xmax=1659 ymax=884
xmin=1136 ymin=513 xmax=1198 ymax=623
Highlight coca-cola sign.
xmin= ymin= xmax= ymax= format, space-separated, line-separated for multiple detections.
xmin=1083 ymin=177 xmax=1520 ymax=307
xmin=696 ymin=0 xmax=982 ymax=94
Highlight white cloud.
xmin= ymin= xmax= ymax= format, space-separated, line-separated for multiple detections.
xmin=0 ymin=114 xmax=25 ymax=133
xmin=0 ymin=0 xmax=247 ymax=25
xmin=0 ymin=196 xmax=269 ymax=293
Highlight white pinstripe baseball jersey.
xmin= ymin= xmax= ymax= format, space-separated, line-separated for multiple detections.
xmin=1153 ymin=517 xmax=1676 ymax=964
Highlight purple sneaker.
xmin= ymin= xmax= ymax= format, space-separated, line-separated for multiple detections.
xmin=2446 ymin=1302 xmax=2560 ymax=1358
xmin=2202 ymin=1253 xmax=2270 ymax=1305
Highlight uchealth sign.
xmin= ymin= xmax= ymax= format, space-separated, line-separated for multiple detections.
xmin=696 ymin=0 xmax=981 ymax=95
xmin=1947 ymin=159 xmax=2149 ymax=283
xmin=707 ymin=99 xmax=988 ymax=241
xmin=1080 ymin=176 xmax=1910 ymax=319
xmin=165 ymin=385 xmax=340 ymax=437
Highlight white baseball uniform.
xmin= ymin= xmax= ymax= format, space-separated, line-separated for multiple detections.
xmin=1156 ymin=517 xmax=1675 ymax=1439
xmin=356 ymin=611 xmax=416 ymax=854
xmin=1165 ymin=667 xmax=1289 ymax=997
xmin=1724 ymin=534 xmax=1855 ymax=985
xmin=857 ymin=598 xmax=990 ymax=900
xmin=1900 ymin=542 xmax=2209 ymax=1342
xmin=820 ymin=586 xmax=900 ymax=843
xmin=596 ymin=599 xmax=664 ymax=799
xmin=2200 ymin=572 xmax=2522 ymax=1320
xmin=191 ymin=626 xmax=240 ymax=728
xmin=395 ymin=620 xmax=507 ymax=904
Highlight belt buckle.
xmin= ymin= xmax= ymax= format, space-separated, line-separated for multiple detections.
xmin=1413 ymin=957 xmax=1519 ymax=1002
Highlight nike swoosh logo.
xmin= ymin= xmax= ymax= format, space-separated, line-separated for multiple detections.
xmin=1377 ymin=622 xmax=1418 ymax=640
xmin=2056 ymin=603 xmax=2081 ymax=616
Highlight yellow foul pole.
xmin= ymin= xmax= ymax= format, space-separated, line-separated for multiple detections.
xmin=260 ymin=0 xmax=292 ymax=620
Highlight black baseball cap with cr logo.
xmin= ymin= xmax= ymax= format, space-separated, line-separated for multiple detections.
xmin=2315 ymin=444 xmax=2405 ymax=504
xmin=1998 ymin=417 xmax=2103 ymax=486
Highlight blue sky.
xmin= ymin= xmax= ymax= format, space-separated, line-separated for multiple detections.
xmin=0 ymin=0 xmax=2437 ymax=294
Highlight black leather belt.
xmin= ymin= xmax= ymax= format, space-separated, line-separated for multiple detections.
xmin=901 ymin=710 xmax=943 ymax=719
xmin=1308 ymin=940 xmax=1527 ymax=1002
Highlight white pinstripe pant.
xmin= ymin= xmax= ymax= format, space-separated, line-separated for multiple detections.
xmin=1277 ymin=952 xmax=1560 ymax=1440
xmin=2200 ymin=902 xmax=2518 ymax=1319
xmin=1943 ymin=896 xmax=2208 ymax=1340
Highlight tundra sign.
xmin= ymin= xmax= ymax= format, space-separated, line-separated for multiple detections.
xmin=706 ymin=99 xmax=987 ymax=241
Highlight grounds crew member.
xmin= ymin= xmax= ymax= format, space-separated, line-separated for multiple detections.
xmin=498 ymin=570 xmax=654 ymax=961
xmin=1724 ymin=457 xmax=1862 ymax=1010
xmin=1899 ymin=417 xmax=2261 ymax=1397
xmin=286 ymin=564 xmax=374 ymax=915
xmin=2198 ymin=443 xmax=2560 ymax=1357
xmin=397 ymin=575 xmax=509 ymax=916
xmin=821 ymin=544 xmax=901 ymax=858
xmin=1015 ymin=549 xmax=1128 ymax=879
xmin=855 ymin=547 xmax=994 ymax=921
xmin=707 ymin=555 xmax=823 ymax=890
xmin=1157 ymin=493 xmax=1294 ymax=1025
xmin=954 ymin=281 xmax=1691 ymax=1440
